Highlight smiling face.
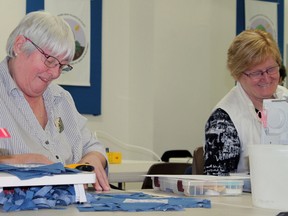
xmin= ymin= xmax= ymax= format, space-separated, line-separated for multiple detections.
xmin=238 ymin=56 xmax=280 ymax=106
xmin=10 ymin=35 xmax=66 ymax=99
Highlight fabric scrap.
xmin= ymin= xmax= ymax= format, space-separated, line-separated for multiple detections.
xmin=0 ymin=185 xmax=75 ymax=212
xmin=77 ymin=192 xmax=211 ymax=212
xmin=0 ymin=187 xmax=211 ymax=212
xmin=0 ymin=163 xmax=79 ymax=180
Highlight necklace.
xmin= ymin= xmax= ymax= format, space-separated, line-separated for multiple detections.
xmin=255 ymin=108 xmax=262 ymax=119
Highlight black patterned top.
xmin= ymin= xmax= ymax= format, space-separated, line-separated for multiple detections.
xmin=204 ymin=108 xmax=241 ymax=176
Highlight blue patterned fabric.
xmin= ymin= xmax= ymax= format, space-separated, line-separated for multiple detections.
xmin=0 ymin=163 xmax=211 ymax=212
xmin=78 ymin=192 xmax=211 ymax=212
xmin=0 ymin=163 xmax=79 ymax=180
xmin=0 ymin=187 xmax=211 ymax=212
xmin=0 ymin=185 xmax=75 ymax=212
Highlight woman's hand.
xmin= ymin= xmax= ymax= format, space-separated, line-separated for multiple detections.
xmin=0 ymin=153 xmax=54 ymax=164
xmin=78 ymin=151 xmax=110 ymax=191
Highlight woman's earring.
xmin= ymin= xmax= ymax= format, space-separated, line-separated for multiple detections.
xmin=14 ymin=53 xmax=18 ymax=57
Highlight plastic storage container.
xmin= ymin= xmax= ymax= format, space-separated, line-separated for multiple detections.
xmin=249 ymin=144 xmax=288 ymax=210
xmin=152 ymin=176 xmax=244 ymax=196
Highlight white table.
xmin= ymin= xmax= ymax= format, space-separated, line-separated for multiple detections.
xmin=2 ymin=191 xmax=283 ymax=215
xmin=108 ymin=160 xmax=160 ymax=188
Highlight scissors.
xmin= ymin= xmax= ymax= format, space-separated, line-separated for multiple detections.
xmin=65 ymin=163 xmax=94 ymax=172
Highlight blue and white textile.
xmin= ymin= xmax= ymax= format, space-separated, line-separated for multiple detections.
xmin=0 ymin=188 xmax=211 ymax=212
xmin=0 ymin=185 xmax=75 ymax=212
xmin=0 ymin=162 xmax=79 ymax=180
xmin=77 ymin=192 xmax=211 ymax=212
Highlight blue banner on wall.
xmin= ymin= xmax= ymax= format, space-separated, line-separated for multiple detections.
xmin=236 ymin=0 xmax=284 ymax=58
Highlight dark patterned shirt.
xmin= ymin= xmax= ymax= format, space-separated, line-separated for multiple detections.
xmin=204 ymin=108 xmax=241 ymax=176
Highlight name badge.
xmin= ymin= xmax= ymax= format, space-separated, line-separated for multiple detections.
xmin=54 ymin=117 xmax=64 ymax=133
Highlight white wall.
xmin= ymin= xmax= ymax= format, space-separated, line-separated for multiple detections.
xmin=152 ymin=0 xmax=235 ymax=155
xmin=87 ymin=0 xmax=236 ymax=160
xmin=0 ymin=0 xmax=26 ymax=58
xmin=0 ymin=0 xmax=236 ymax=161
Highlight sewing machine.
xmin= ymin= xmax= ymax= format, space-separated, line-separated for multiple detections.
xmin=261 ymin=97 xmax=288 ymax=144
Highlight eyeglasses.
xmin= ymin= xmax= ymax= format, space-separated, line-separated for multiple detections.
xmin=24 ymin=36 xmax=73 ymax=73
xmin=243 ymin=65 xmax=279 ymax=80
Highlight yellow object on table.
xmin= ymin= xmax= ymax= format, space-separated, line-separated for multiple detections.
xmin=107 ymin=152 xmax=122 ymax=164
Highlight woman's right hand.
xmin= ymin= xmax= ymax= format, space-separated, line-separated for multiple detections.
xmin=0 ymin=153 xmax=54 ymax=164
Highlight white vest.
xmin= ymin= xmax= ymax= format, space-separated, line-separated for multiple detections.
xmin=213 ymin=82 xmax=288 ymax=173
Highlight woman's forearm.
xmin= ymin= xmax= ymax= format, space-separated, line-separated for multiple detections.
xmin=0 ymin=154 xmax=53 ymax=164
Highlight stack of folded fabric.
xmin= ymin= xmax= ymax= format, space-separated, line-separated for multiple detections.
xmin=0 ymin=163 xmax=211 ymax=212
xmin=0 ymin=163 xmax=80 ymax=211
xmin=0 ymin=162 xmax=79 ymax=180
xmin=0 ymin=185 xmax=75 ymax=211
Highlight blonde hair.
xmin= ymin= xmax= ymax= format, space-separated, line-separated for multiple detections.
xmin=227 ymin=29 xmax=281 ymax=80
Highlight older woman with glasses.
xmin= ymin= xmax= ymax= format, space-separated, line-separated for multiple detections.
xmin=204 ymin=29 xmax=288 ymax=176
xmin=0 ymin=11 xmax=110 ymax=191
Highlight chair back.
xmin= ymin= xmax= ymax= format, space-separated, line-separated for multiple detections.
xmin=141 ymin=162 xmax=192 ymax=189
xmin=161 ymin=150 xmax=192 ymax=162
xmin=192 ymin=146 xmax=204 ymax=175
